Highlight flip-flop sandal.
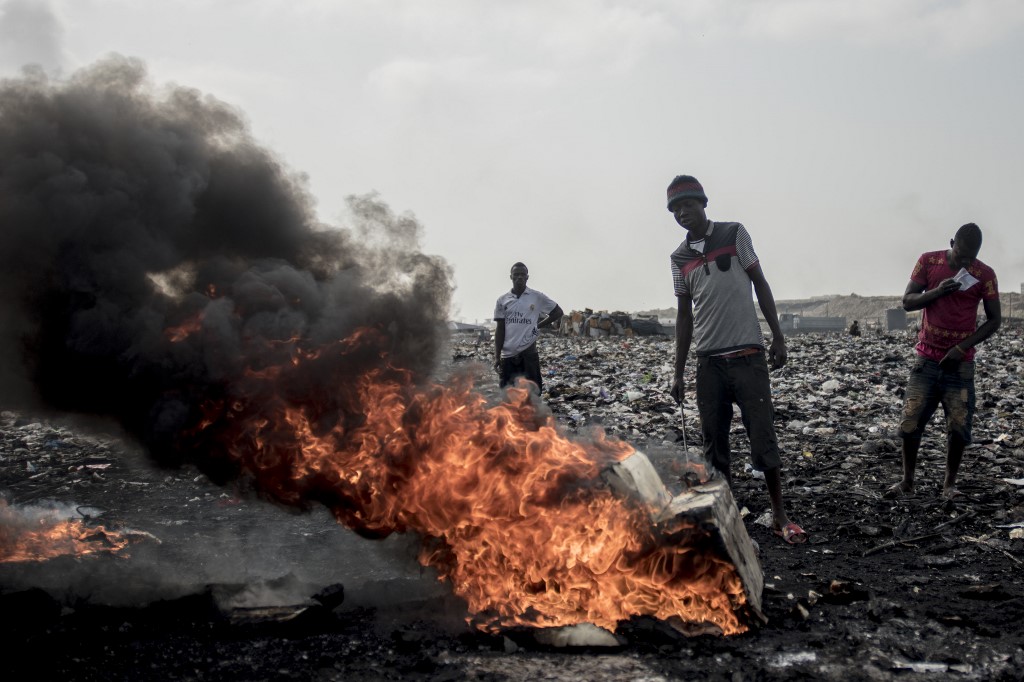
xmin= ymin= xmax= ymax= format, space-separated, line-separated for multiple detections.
xmin=773 ymin=522 xmax=808 ymax=545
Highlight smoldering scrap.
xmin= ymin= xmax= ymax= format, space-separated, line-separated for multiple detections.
xmin=0 ymin=57 xmax=761 ymax=637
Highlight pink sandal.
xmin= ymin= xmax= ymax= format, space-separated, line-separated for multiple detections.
xmin=773 ymin=522 xmax=808 ymax=545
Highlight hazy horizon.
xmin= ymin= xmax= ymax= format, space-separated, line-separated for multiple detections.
xmin=2 ymin=1 xmax=1021 ymax=322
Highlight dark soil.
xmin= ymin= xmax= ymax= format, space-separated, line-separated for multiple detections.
xmin=2 ymin=330 xmax=1023 ymax=681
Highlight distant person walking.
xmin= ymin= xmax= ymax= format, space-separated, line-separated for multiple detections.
xmin=885 ymin=223 xmax=1001 ymax=500
xmin=666 ymin=175 xmax=806 ymax=544
xmin=493 ymin=262 xmax=563 ymax=392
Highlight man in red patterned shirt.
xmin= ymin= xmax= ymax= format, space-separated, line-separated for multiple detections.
xmin=885 ymin=223 xmax=1001 ymax=500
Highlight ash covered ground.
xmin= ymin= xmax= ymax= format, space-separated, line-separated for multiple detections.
xmin=2 ymin=329 xmax=1024 ymax=681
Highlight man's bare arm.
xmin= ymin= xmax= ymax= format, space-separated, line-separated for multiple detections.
xmin=671 ymin=294 xmax=693 ymax=403
xmin=903 ymin=279 xmax=959 ymax=311
xmin=748 ymin=264 xmax=787 ymax=369
xmin=539 ymin=304 xmax=564 ymax=328
xmin=941 ymin=297 xmax=1001 ymax=365
xmin=493 ymin=320 xmax=505 ymax=372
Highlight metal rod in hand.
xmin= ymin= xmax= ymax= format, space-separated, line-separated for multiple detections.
xmin=680 ymin=396 xmax=688 ymax=454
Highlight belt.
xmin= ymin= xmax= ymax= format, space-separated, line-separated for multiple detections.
xmin=715 ymin=347 xmax=762 ymax=359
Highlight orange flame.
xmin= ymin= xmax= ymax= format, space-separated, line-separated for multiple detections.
xmin=0 ymin=501 xmax=130 ymax=563
xmin=185 ymin=326 xmax=748 ymax=635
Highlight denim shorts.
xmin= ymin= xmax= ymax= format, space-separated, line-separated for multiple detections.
xmin=899 ymin=357 xmax=975 ymax=443
xmin=695 ymin=353 xmax=781 ymax=473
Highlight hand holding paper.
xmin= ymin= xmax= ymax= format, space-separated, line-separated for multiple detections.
xmin=953 ymin=268 xmax=979 ymax=291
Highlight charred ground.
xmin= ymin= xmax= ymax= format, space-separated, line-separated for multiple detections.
xmin=2 ymin=329 xmax=1024 ymax=681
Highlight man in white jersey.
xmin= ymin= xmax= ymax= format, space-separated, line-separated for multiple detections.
xmin=493 ymin=262 xmax=563 ymax=392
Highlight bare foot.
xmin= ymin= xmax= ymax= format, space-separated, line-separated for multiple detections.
xmin=941 ymin=486 xmax=963 ymax=500
xmin=882 ymin=482 xmax=913 ymax=499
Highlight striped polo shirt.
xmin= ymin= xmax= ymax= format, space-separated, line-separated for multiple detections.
xmin=670 ymin=221 xmax=766 ymax=356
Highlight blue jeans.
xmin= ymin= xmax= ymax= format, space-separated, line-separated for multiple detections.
xmin=900 ymin=357 xmax=975 ymax=443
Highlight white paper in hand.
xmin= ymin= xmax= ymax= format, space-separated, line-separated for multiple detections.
xmin=953 ymin=268 xmax=979 ymax=291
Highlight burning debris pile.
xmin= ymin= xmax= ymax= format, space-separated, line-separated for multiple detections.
xmin=0 ymin=498 xmax=131 ymax=563
xmin=0 ymin=56 xmax=764 ymax=648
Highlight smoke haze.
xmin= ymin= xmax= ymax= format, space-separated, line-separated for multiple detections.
xmin=0 ymin=56 xmax=453 ymax=484
xmin=0 ymin=0 xmax=64 ymax=75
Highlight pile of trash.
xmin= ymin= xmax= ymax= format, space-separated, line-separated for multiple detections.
xmin=450 ymin=327 xmax=1024 ymax=469
xmin=558 ymin=310 xmax=668 ymax=338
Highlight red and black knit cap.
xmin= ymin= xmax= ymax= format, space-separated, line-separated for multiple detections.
xmin=666 ymin=175 xmax=708 ymax=211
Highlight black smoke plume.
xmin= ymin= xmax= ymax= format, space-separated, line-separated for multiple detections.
xmin=0 ymin=56 xmax=453 ymax=490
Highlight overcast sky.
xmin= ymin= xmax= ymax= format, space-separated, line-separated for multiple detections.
xmin=2 ymin=0 xmax=1022 ymax=322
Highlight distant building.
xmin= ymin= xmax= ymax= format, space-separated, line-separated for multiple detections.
xmin=886 ymin=308 xmax=908 ymax=331
xmin=779 ymin=313 xmax=846 ymax=334
xmin=447 ymin=321 xmax=487 ymax=334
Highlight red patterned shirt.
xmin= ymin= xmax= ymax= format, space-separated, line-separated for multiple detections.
xmin=910 ymin=250 xmax=998 ymax=362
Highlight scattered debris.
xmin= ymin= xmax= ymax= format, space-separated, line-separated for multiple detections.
xmin=559 ymin=309 xmax=649 ymax=338
xmin=1 ymin=327 xmax=1023 ymax=680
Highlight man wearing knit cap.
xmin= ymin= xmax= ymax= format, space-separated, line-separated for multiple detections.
xmin=884 ymin=223 xmax=1000 ymax=501
xmin=667 ymin=174 xmax=807 ymax=544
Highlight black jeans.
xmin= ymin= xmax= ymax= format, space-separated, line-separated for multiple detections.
xmin=696 ymin=353 xmax=781 ymax=475
xmin=499 ymin=347 xmax=543 ymax=391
